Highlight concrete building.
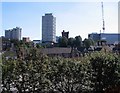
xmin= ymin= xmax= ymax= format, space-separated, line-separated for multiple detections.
xmin=5 ymin=27 xmax=22 ymax=40
xmin=88 ymin=33 xmax=120 ymax=45
xmin=5 ymin=30 xmax=11 ymax=39
xmin=42 ymin=13 xmax=56 ymax=43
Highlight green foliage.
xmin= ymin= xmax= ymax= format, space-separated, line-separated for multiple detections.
xmin=58 ymin=36 xmax=68 ymax=47
xmin=68 ymin=38 xmax=75 ymax=48
xmin=46 ymin=57 xmax=83 ymax=93
xmin=58 ymin=35 xmax=83 ymax=48
xmin=1 ymin=51 xmax=120 ymax=93
xmin=87 ymin=52 xmax=120 ymax=93
xmin=74 ymin=36 xmax=82 ymax=48
xmin=36 ymin=43 xmax=41 ymax=48
xmin=83 ymin=38 xmax=95 ymax=49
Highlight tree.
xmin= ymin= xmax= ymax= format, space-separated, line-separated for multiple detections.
xmin=83 ymin=38 xmax=95 ymax=49
xmin=74 ymin=36 xmax=82 ymax=48
xmin=88 ymin=52 xmax=120 ymax=93
xmin=12 ymin=57 xmax=50 ymax=93
xmin=2 ymin=49 xmax=49 ymax=93
xmin=10 ymin=39 xmax=21 ymax=48
xmin=46 ymin=57 xmax=84 ymax=93
xmin=2 ymin=58 xmax=16 ymax=92
xmin=83 ymin=38 xmax=90 ymax=49
xmin=90 ymin=38 xmax=95 ymax=46
xmin=58 ymin=36 xmax=68 ymax=47
xmin=36 ymin=43 xmax=41 ymax=48
xmin=68 ymin=38 xmax=75 ymax=48
xmin=2 ymin=50 xmax=120 ymax=93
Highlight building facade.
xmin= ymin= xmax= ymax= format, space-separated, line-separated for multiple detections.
xmin=88 ymin=33 xmax=120 ymax=45
xmin=1 ymin=36 xmax=11 ymax=51
xmin=88 ymin=33 xmax=101 ymax=42
xmin=5 ymin=27 xmax=22 ymax=40
xmin=22 ymin=37 xmax=30 ymax=42
xmin=62 ymin=30 xmax=69 ymax=39
xmin=42 ymin=13 xmax=56 ymax=43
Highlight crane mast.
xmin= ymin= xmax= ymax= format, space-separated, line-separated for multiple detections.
xmin=101 ymin=2 xmax=105 ymax=33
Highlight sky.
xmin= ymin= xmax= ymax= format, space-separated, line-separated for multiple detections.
xmin=1 ymin=1 xmax=118 ymax=40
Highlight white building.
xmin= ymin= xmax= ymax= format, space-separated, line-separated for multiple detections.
xmin=42 ymin=13 xmax=56 ymax=43
xmin=5 ymin=27 xmax=22 ymax=40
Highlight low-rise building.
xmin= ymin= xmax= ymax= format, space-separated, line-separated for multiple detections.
xmin=1 ymin=36 xmax=11 ymax=51
xmin=88 ymin=33 xmax=120 ymax=45
xmin=22 ymin=37 xmax=30 ymax=42
xmin=40 ymin=47 xmax=71 ymax=57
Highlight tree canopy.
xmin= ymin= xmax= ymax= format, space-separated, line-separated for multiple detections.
xmin=1 ymin=51 xmax=120 ymax=93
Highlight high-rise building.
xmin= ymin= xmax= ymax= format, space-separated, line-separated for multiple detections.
xmin=5 ymin=27 xmax=22 ymax=40
xmin=42 ymin=13 xmax=56 ymax=43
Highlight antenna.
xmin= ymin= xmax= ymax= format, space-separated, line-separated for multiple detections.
xmin=101 ymin=2 xmax=105 ymax=33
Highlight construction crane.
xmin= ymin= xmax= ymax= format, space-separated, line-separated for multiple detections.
xmin=101 ymin=2 xmax=105 ymax=33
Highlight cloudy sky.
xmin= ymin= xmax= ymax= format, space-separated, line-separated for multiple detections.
xmin=1 ymin=1 xmax=119 ymax=40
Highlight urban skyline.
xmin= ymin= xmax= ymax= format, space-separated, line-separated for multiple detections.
xmin=1 ymin=2 xmax=118 ymax=40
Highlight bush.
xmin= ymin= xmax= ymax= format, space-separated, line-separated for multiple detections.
xmin=1 ymin=51 xmax=120 ymax=93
